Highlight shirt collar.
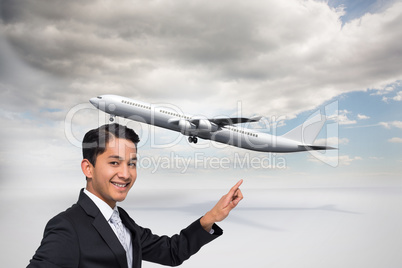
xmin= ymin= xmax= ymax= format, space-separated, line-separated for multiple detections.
xmin=83 ymin=188 xmax=115 ymax=221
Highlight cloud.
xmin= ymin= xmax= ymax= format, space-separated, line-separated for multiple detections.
xmin=329 ymin=109 xmax=372 ymax=126
xmin=357 ymin=114 xmax=370 ymax=120
xmin=371 ymin=81 xmax=400 ymax=96
xmin=382 ymin=90 xmax=402 ymax=102
xmin=307 ymin=154 xmax=361 ymax=166
xmin=379 ymin=121 xmax=402 ymax=129
xmin=0 ymin=0 xmax=401 ymax=187
xmin=388 ymin=137 xmax=402 ymax=143
xmin=335 ymin=110 xmax=357 ymax=125
xmin=392 ymin=91 xmax=402 ymax=101
xmin=369 ymin=156 xmax=384 ymax=160
xmin=1 ymin=0 xmax=402 ymax=118
xmin=314 ymin=137 xmax=349 ymax=146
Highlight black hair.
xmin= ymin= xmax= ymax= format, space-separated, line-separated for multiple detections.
xmin=82 ymin=123 xmax=140 ymax=166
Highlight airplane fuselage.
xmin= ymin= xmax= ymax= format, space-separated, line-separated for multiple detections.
xmin=90 ymin=94 xmax=325 ymax=153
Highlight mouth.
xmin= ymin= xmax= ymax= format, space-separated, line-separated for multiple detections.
xmin=111 ymin=182 xmax=130 ymax=188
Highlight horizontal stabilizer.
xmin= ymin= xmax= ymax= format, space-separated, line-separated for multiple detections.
xmin=298 ymin=145 xmax=337 ymax=151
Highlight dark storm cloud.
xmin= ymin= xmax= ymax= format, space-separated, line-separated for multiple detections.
xmin=1 ymin=0 xmax=402 ymax=117
xmin=1 ymin=0 xmax=269 ymax=78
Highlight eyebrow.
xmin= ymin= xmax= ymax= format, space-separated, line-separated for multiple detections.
xmin=108 ymin=155 xmax=137 ymax=161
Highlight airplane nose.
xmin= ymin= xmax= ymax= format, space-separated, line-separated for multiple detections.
xmin=89 ymin=97 xmax=99 ymax=108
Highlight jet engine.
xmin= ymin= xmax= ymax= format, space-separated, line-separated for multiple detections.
xmin=194 ymin=119 xmax=219 ymax=132
xmin=178 ymin=119 xmax=196 ymax=135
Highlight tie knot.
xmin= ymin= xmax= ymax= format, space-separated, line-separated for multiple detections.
xmin=110 ymin=209 xmax=122 ymax=224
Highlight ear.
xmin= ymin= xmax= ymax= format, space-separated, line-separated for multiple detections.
xmin=81 ymin=159 xmax=94 ymax=179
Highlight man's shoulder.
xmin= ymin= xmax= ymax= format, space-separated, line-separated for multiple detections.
xmin=44 ymin=202 xmax=100 ymax=238
xmin=63 ymin=202 xmax=85 ymax=217
xmin=48 ymin=203 xmax=84 ymax=224
xmin=47 ymin=191 xmax=95 ymax=225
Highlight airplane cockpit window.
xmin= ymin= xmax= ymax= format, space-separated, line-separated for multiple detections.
xmin=97 ymin=96 xmax=102 ymax=99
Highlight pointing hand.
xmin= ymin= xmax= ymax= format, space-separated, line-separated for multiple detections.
xmin=200 ymin=180 xmax=244 ymax=232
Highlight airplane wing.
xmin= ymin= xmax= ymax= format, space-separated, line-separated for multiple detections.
xmin=168 ymin=116 xmax=262 ymax=127
xmin=207 ymin=116 xmax=262 ymax=126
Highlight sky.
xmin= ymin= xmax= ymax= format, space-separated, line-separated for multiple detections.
xmin=1 ymin=0 xmax=402 ymax=267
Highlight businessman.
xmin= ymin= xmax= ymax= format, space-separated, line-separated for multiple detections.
xmin=28 ymin=123 xmax=243 ymax=268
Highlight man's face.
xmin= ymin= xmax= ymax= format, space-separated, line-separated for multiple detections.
xmin=85 ymin=137 xmax=137 ymax=208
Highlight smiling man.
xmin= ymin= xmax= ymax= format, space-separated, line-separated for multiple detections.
xmin=27 ymin=123 xmax=243 ymax=268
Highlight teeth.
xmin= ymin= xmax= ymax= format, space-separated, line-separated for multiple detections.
xmin=112 ymin=182 xmax=127 ymax=188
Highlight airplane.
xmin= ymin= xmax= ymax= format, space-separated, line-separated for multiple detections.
xmin=89 ymin=94 xmax=335 ymax=153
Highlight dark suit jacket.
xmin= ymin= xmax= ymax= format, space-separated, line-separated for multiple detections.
xmin=27 ymin=189 xmax=222 ymax=268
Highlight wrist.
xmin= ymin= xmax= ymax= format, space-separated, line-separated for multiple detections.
xmin=200 ymin=211 xmax=215 ymax=232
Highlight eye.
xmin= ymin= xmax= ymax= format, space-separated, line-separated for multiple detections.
xmin=128 ymin=162 xmax=137 ymax=168
xmin=109 ymin=161 xmax=119 ymax=166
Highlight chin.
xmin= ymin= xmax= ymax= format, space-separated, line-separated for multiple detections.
xmin=114 ymin=193 xmax=128 ymax=202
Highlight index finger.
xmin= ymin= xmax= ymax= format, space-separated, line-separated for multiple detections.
xmin=229 ymin=179 xmax=243 ymax=194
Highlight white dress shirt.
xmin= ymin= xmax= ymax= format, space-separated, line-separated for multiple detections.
xmin=84 ymin=189 xmax=133 ymax=268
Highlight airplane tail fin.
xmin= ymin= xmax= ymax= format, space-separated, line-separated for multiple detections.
xmin=281 ymin=114 xmax=326 ymax=145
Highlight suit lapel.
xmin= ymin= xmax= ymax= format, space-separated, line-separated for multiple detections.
xmin=119 ymin=207 xmax=141 ymax=268
xmin=77 ymin=189 xmax=128 ymax=268
xmin=92 ymin=215 xmax=128 ymax=268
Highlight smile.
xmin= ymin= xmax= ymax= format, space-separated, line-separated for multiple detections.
xmin=111 ymin=182 xmax=129 ymax=188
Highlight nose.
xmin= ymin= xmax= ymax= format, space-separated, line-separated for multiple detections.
xmin=89 ymin=97 xmax=99 ymax=108
xmin=117 ymin=164 xmax=130 ymax=179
